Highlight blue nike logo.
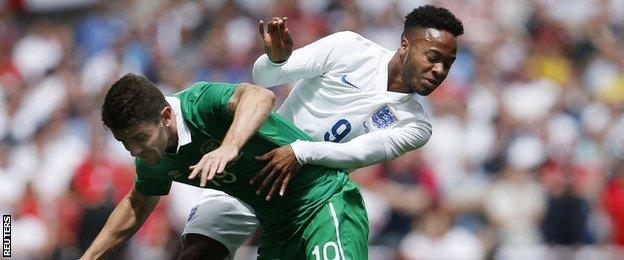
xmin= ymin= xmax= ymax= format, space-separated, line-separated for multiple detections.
xmin=340 ymin=75 xmax=359 ymax=89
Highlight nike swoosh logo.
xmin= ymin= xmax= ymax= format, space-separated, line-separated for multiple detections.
xmin=340 ymin=75 xmax=359 ymax=89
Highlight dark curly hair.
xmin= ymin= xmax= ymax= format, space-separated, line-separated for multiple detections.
xmin=101 ymin=73 xmax=168 ymax=131
xmin=403 ymin=5 xmax=464 ymax=38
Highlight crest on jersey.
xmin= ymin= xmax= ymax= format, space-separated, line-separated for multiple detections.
xmin=200 ymin=139 xmax=221 ymax=154
xmin=168 ymin=170 xmax=183 ymax=178
xmin=368 ymin=105 xmax=398 ymax=130
xmin=200 ymin=139 xmax=243 ymax=166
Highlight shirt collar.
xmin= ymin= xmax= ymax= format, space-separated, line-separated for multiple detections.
xmin=165 ymin=96 xmax=191 ymax=153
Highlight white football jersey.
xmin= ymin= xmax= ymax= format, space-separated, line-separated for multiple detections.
xmin=253 ymin=31 xmax=432 ymax=169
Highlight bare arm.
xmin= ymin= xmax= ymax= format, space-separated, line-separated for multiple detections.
xmin=189 ymin=83 xmax=275 ymax=186
xmin=81 ymin=185 xmax=160 ymax=259
xmin=253 ymin=23 xmax=356 ymax=88
xmin=223 ymin=82 xmax=276 ymax=151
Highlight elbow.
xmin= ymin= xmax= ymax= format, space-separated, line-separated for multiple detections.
xmin=241 ymin=82 xmax=275 ymax=107
xmin=409 ymin=123 xmax=433 ymax=150
xmin=257 ymin=84 xmax=275 ymax=106
xmin=414 ymin=130 xmax=431 ymax=149
xmin=265 ymin=89 xmax=276 ymax=108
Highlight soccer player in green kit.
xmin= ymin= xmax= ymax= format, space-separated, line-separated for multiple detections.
xmin=80 ymin=74 xmax=368 ymax=260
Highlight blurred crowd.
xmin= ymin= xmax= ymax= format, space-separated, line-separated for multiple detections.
xmin=0 ymin=0 xmax=623 ymax=259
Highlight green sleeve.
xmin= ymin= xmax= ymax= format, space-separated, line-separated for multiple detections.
xmin=186 ymin=82 xmax=238 ymax=119
xmin=133 ymin=158 xmax=172 ymax=196
xmin=134 ymin=174 xmax=172 ymax=196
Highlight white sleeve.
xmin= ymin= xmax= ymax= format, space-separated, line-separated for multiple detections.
xmin=252 ymin=31 xmax=359 ymax=87
xmin=290 ymin=120 xmax=432 ymax=170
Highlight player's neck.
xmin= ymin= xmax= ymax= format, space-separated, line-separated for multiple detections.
xmin=386 ymin=52 xmax=412 ymax=94
xmin=165 ymin=115 xmax=179 ymax=153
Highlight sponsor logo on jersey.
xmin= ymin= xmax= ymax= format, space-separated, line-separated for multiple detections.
xmin=200 ymin=139 xmax=222 ymax=154
xmin=370 ymin=105 xmax=398 ymax=129
xmin=168 ymin=170 xmax=182 ymax=178
xmin=187 ymin=205 xmax=199 ymax=222
xmin=200 ymin=139 xmax=243 ymax=166
xmin=340 ymin=75 xmax=359 ymax=89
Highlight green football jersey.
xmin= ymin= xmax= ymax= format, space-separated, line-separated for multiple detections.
xmin=134 ymin=82 xmax=349 ymax=242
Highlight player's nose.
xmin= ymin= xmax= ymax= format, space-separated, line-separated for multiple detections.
xmin=128 ymin=146 xmax=143 ymax=157
xmin=432 ymin=62 xmax=444 ymax=77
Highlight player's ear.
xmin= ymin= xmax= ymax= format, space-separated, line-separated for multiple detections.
xmin=399 ymin=36 xmax=409 ymax=58
xmin=161 ymin=106 xmax=173 ymax=127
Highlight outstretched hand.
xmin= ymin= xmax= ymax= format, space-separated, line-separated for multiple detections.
xmin=258 ymin=16 xmax=293 ymax=63
xmin=188 ymin=146 xmax=239 ymax=187
xmin=251 ymin=145 xmax=302 ymax=201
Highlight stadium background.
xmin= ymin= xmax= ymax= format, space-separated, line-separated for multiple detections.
xmin=0 ymin=0 xmax=623 ymax=259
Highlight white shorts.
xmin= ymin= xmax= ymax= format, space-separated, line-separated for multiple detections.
xmin=182 ymin=189 xmax=259 ymax=258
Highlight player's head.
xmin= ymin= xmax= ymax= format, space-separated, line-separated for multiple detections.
xmin=399 ymin=5 xmax=463 ymax=95
xmin=101 ymin=73 xmax=174 ymax=164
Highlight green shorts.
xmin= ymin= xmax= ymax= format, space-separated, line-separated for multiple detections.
xmin=258 ymin=180 xmax=369 ymax=259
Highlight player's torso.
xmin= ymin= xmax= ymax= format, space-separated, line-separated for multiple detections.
xmin=277 ymin=48 xmax=426 ymax=143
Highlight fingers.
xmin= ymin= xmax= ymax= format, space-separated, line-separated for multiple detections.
xmin=188 ymin=156 xmax=207 ymax=180
xmin=267 ymin=17 xmax=280 ymax=36
xmin=200 ymin=159 xmax=212 ymax=187
xmin=283 ymin=27 xmax=293 ymax=45
xmin=266 ymin=17 xmax=289 ymax=41
xmin=255 ymin=149 xmax=275 ymax=162
xmin=256 ymin=167 xmax=279 ymax=196
xmin=189 ymin=153 xmax=229 ymax=187
xmin=258 ymin=19 xmax=265 ymax=38
xmin=278 ymin=17 xmax=288 ymax=32
xmin=279 ymin=172 xmax=293 ymax=196
xmin=250 ymin=163 xmax=271 ymax=185
xmin=266 ymin=173 xmax=286 ymax=201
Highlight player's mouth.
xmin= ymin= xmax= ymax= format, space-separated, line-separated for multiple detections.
xmin=421 ymin=78 xmax=437 ymax=90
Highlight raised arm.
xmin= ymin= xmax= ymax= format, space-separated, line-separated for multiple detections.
xmin=188 ymin=83 xmax=275 ymax=186
xmin=253 ymin=17 xmax=351 ymax=87
xmin=81 ymin=185 xmax=160 ymax=259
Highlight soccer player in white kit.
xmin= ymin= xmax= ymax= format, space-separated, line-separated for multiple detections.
xmin=181 ymin=5 xmax=464 ymax=259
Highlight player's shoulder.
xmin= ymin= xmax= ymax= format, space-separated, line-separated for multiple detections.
xmin=321 ymin=31 xmax=380 ymax=49
xmin=394 ymin=95 xmax=431 ymax=122
xmin=178 ymin=81 xmax=237 ymax=94
xmin=325 ymin=31 xmax=363 ymax=40
xmin=134 ymin=157 xmax=148 ymax=175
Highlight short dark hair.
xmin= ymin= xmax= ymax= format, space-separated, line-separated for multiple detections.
xmin=403 ymin=5 xmax=464 ymax=37
xmin=101 ymin=73 xmax=168 ymax=131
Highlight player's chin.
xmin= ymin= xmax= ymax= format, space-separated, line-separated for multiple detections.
xmin=141 ymin=155 xmax=162 ymax=165
xmin=412 ymin=82 xmax=435 ymax=96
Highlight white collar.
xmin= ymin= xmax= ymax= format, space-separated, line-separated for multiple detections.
xmin=165 ymin=96 xmax=191 ymax=153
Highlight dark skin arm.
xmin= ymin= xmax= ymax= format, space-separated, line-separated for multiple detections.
xmin=258 ymin=16 xmax=293 ymax=63
xmin=251 ymin=16 xmax=301 ymax=201
xmin=252 ymin=145 xmax=301 ymax=200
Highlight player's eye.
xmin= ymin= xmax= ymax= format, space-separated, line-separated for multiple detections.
xmin=426 ymin=52 xmax=442 ymax=63
xmin=134 ymin=134 xmax=147 ymax=142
